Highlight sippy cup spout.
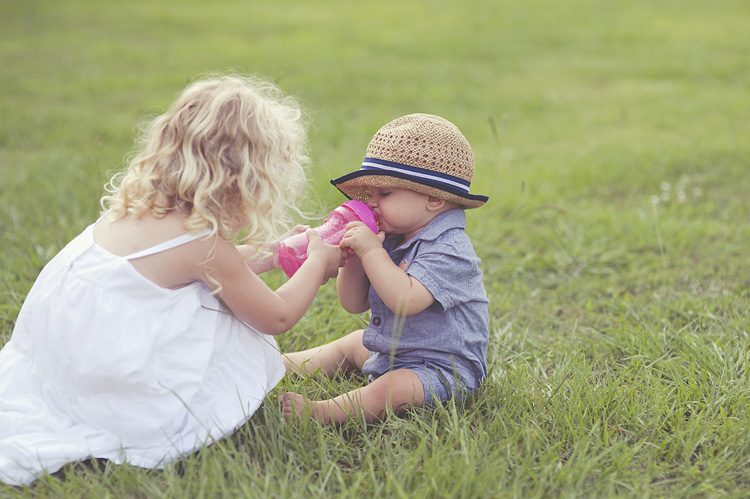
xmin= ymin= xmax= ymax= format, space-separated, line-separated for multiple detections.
xmin=338 ymin=200 xmax=379 ymax=234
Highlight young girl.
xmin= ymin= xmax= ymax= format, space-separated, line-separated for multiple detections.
xmin=0 ymin=74 xmax=344 ymax=486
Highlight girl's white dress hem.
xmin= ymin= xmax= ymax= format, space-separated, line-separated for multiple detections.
xmin=0 ymin=222 xmax=285 ymax=486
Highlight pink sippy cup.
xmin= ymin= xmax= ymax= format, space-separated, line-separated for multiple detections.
xmin=277 ymin=200 xmax=379 ymax=277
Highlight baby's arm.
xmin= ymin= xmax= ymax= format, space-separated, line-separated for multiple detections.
xmin=208 ymin=230 xmax=344 ymax=335
xmin=336 ymin=252 xmax=371 ymax=314
xmin=340 ymin=223 xmax=434 ymax=316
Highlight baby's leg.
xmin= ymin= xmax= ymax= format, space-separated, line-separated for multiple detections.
xmin=283 ymin=329 xmax=370 ymax=377
xmin=281 ymin=368 xmax=424 ymax=424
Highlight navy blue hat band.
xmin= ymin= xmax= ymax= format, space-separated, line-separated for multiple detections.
xmin=359 ymin=157 xmax=471 ymax=194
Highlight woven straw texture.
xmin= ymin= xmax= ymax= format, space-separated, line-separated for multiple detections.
xmin=333 ymin=113 xmax=487 ymax=209
xmin=366 ymin=114 xmax=475 ymax=182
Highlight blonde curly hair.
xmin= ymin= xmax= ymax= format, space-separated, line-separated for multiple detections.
xmin=102 ymin=74 xmax=309 ymax=269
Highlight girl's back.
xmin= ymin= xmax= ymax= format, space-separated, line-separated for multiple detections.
xmin=93 ymin=210 xmax=210 ymax=290
xmin=0 ymin=214 xmax=285 ymax=486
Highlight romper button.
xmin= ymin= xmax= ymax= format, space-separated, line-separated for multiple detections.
xmin=372 ymin=317 xmax=382 ymax=326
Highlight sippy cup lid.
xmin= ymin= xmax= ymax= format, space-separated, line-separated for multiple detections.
xmin=341 ymin=200 xmax=379 ymax=233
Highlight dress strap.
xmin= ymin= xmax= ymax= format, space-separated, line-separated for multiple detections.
xmin=123 ymin=229 xmax=212 ymax=260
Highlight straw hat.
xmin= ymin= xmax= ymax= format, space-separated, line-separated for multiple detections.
xmin=331 ymin=114 xmax=488 ymax=209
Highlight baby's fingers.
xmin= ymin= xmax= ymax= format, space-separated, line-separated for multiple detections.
xmin=345 ymin=221 xmax=366 ymax=231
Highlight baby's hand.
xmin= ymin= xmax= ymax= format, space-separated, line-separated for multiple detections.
xmin=306 ymin=229 xmax=346 ymax=284
xmin=340 ymin=221 xmax=385 ymax=258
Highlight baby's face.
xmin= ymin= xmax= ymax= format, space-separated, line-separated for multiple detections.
xmin=365 ymin=187 xmax=433 ymax=239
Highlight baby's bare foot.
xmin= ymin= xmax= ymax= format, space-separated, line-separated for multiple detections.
xmin=280 ymin=392 xmax=315 ymax=421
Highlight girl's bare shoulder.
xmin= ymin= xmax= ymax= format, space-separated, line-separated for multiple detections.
xmin=93 ymin=211 xmax=223 ymax=290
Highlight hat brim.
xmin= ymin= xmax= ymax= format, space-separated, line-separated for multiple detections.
xmin=331 ymin=170 xmax=488 ymax=209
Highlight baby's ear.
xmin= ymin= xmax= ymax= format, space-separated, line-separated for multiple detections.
xmin=426 ymin=196 xmax=446 ymax=211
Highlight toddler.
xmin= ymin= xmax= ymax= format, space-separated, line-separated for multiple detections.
xmin=0 ymin=74 xmax=344 ymax=486
xmin=282 ymin=113 xmax=489 ymax=423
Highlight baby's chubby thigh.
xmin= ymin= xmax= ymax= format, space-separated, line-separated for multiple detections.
xmin=365 ymin=353 xmax=466 ymax=408
xmin=364 ymin=368 xmax=425 ymax=415
xmin=391 ymin=359 xmax=475 ymax=408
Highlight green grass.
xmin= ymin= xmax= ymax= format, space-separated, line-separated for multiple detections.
xmin=1 ymin=0 xmax=749 ymax=496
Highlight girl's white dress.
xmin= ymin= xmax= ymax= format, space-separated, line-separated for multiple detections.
xmin=0 ymin=222 xmax=285 ymax=486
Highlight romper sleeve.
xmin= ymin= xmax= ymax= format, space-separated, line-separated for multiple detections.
xmin=403 ymin=232 xmax=482 ymax=311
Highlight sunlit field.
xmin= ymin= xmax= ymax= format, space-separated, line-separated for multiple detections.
xmin=1 ymin=0 xmax=748 ymax=496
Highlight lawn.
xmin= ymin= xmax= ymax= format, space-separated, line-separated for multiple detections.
xmin=1 ymin=0 xmax=749 ymax=496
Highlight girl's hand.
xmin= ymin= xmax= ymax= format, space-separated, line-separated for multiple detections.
xmin=281 ymin=224 xmax=310 ymax=239
xmin=340 ymin=222 xmax=385 ymax=258
xmin=270 ymin=224 xmax=309 ymax=268
xmin=306 ymin=229 xmax=346 ymax=284
xmin=236 ymin=225 xmax=310 ymax=273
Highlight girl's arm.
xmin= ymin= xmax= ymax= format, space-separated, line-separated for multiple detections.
xmin=236 ymin=225 xmax=308 ymax=274
xmin=340 ymin=223 xmax=434 ymax=316
xmin=207 ymin=230 xmax=344 ymax=335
